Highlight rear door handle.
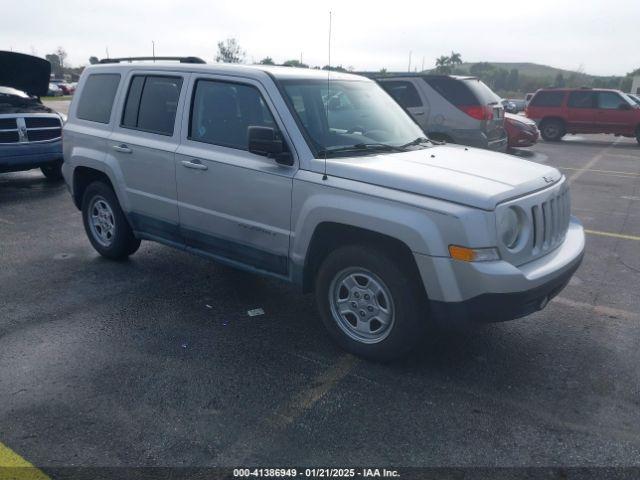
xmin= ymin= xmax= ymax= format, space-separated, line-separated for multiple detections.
xmin=112 ymin=144 xmax=132 ymax=154
xmin=181 ymin=159 xmax=208 ymax=171
xmin=413 ymin=111 xmax=425 ymax=116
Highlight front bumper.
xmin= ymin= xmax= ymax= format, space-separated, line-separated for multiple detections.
xmin=0 ymin=140 xmax=63 ymax=173
xmin=415 ymin=217 xmax=585 ymax=324
xmin=508 ymin=127 xmax=540 ymax=148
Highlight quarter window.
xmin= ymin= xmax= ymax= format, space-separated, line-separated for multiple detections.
xmin=597 ymin=91 xmax=624 ymax=109
xmin=380 ymin=81 xmax=422 ymax=108
xmin=189 ymin=80 xmax=277 ymax=151
xmin=121 ymin=75 xmax=183 ymax=135
xmin=76 ymin=74 xmax=120 ymax=124
xmin=567 ymin=91 xmax=595 ymax=108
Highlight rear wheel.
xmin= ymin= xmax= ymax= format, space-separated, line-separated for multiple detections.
xmin=636 ymin=126 xmax=640 ymax=145
xmin=81 ymin=181 xmax=141 ymax=259
xmin=40 ymin=161 xmax=63 ymax=181
xmin=540 ymin=119 xmax=565 ymax=141
xmin=315 ymin=245 xmax=427 ymax=361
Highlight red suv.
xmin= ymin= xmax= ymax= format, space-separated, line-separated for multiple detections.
xmin=525 ymin=88 xmax=640 ymax=144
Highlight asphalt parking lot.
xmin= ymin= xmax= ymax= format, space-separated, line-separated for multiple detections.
xmin=1 ymin=103 xmax=639 ymax=474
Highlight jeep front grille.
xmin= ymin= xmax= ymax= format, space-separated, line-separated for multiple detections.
xmin=495 ymin=177 xmax=572 ymax=266
xmin=531 ymin=186 xmax=571 ymax=254
xmin=0 ymin=114 xmax=62 ymax=144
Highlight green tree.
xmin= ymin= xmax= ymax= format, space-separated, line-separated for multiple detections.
xmin=507 ymin=68 xmax=519 ymax=91
xmin=215 ymin=38 xmax=245 ymax=63
xmin=45 ymin=53 xmax=63 ymax=77
xmin=449 ymin=51 xmax=462 ymax=67
xmin=259 ymin=57 xmax=275 ymax=65
xmin=554 ymin=73 xmax=566 ymax=87
xmin=283 ymin=59 xmax=309 ymax=68
xmin=435 ymin=55 xmax=451 ymax=74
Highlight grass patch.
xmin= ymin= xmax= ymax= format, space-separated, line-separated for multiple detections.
xmin=41 ymin=96 xmax=73 ymax=101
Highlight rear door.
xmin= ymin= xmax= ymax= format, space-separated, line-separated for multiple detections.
xmin=566 ymin=90 xmax=597 ymax=133
xmin=378 ymin=79 xmax=429 ymax=129
xmin=595 ymin=91 xmax=635 ymax=134
xmin=109 ymin=71 xmax=188 ymax=243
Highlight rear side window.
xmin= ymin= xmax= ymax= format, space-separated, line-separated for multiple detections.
xmin=76 ymin=74 xmax=120 ymax=123
xmin=424 ymin=77 xmax=477 ymax=106
xmin=121 ymin=75 xmax=183 ymax=135
xmin=380 ymin=81 xmax=422 ymax=108
xmin=189 ymin=79 xmax=277 ymax=151
xmin=529 ymin=91 xmax=565 ymax=107
xmin=567 ymin=91 xmax=595 ymax=108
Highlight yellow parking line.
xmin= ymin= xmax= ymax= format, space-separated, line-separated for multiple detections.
xmin=0 ymin=442 xmax=49 ymax=480
xmin=585 ymin=229 xmax=640 ymax=241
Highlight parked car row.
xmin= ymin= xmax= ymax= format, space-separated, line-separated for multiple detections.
xmin=54 ymin=57 xmax=585 ymax=360
xmin=50 ymin=78 xmax=77 ymax=95
xmin=525 ymin=87 xmax=640 ymax=143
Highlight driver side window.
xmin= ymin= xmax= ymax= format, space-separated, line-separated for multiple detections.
xmin=189 ymin=79 xmax=277 ymax=151
xmin=597 ymin=92 xmax=624 ymax=110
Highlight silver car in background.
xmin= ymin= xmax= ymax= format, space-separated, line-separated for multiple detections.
xmin=368 ymin=74 xmax=508 ymax=151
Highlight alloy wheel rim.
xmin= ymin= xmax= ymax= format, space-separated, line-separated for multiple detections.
xmin=88 ymin=196 xmax=116 ymax=247
xmin=329 ymin=267 xmax=395 ymax=344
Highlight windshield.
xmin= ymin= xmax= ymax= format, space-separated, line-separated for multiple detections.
xmin=280 ymin=79 xmax=427 ymax=156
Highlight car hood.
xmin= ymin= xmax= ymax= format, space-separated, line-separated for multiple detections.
xmin=0 ymin=51 xmax=51 ymax=97
xmin=506 ymin=112 xmax=536 ymax=126
xmin=325 ymin=144 xmax=561 ymax=210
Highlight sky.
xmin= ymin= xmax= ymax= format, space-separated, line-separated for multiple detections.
xmin=2 ymin=0 xmax=639 ymax=76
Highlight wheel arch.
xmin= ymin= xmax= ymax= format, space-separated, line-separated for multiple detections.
xmin=299 ymin=222 xmax=425 ymax=295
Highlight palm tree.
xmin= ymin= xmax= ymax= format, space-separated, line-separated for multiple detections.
xmin=435 ymin=56 xmax=451 ymax=74
xmin=449 ymin=51 xmax=462 ymax=66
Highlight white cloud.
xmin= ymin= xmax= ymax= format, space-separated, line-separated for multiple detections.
xmin=2 ymin=0 xmax=638 ymax=75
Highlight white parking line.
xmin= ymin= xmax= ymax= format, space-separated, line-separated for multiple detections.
xmin=568 ymin=139 xmax=621 ymax=185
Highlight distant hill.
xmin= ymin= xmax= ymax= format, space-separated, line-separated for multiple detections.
xmin=452 ymin=62 xmax=599 ymax=79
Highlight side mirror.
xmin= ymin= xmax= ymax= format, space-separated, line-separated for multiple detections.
xmin=248 ymin=126 xmax=293 ymax=166
xmin=619 ymin=103 xmax=631 ymax=111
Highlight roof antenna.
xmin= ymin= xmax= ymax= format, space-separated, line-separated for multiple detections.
xmin=323 ymin=11 xmax=332 ymax=181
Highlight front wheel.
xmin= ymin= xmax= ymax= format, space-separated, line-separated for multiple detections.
xmin=540 ymin=119 xmax=565 ymax=141
xmin=40 ymin=161 xmax=63 ymax=181
xmin=81 ymin=181 xmax=141 ymax=260
xmin=636 ymin=127 xmax=640 ymax=145
xmin=315 ymin=245 xmax=427 ymax=361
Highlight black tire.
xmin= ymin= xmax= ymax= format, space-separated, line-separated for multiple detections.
xmin=81 ymin=181 xmax=141 ymax=260
xmin=315 ymin=245 xmax=427 ymax=361
xmin=636 ymin=126 xmax=640 ymax=145
xmin=540 ymin=119 xmax=565 ymax=141
xmin=40 ymin=161 xmax=63 ymax=181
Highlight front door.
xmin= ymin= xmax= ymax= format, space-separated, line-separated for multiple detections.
xmin=109 ymin=72 xmax=188 ymax=243
xmin=595 ymin=91 xmax=636 ymax=135
xmin=175 ymin=76 xmax=295 ymax=276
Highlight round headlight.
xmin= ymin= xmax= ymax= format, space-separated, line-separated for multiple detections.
xmin=499 ymin=207 xmax=521 ymax=249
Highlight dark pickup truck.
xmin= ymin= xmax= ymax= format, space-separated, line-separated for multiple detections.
xmin=0 ymin=51 xmax=65 ymax=179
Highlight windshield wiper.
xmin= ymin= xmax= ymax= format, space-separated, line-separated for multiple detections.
xmin=399 ymin=136 xmax=430 ymax=149
xmin=319 ymin=143 xmax=407 ymax=157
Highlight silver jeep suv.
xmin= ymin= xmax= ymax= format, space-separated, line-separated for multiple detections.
xmin=62 ymin=57 xmax=585 ymax=361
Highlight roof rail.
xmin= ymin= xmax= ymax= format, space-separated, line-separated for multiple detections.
xmin=98 ymin=56 xmax=206 ymax=64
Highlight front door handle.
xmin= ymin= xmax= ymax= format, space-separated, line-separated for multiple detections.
xmin=413 ymin=111 xmax=425 ymax=116
xmin=112 ymin=144 xmax=132 ymax=154
xmin=181 ymin=159 xmax=208 ymax=171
